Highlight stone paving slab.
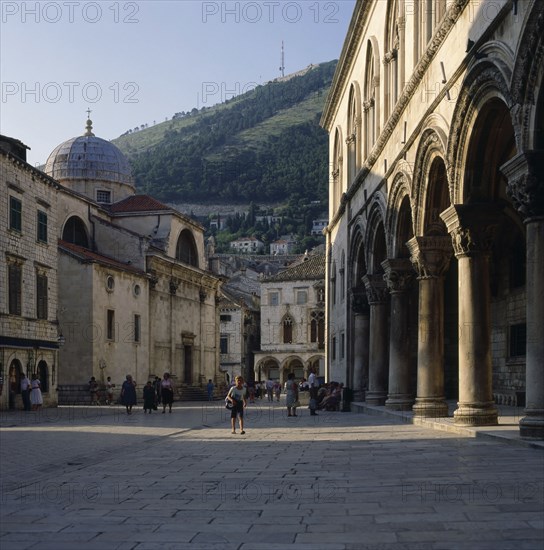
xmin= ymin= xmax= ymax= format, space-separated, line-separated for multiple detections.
xmin=1 ymin=402 xmax=543 ymax=549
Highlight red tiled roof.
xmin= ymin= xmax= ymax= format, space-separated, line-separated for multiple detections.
xmin=263 ymin=253 xmax=325 ymax=282
xmin=58 ymin=240 xmax=146 ymax=275
xmin=108 ymin=195 xmax=171 ymax=213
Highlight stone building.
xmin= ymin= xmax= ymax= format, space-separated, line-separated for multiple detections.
xmin=218 ymin=268 xmax=261 ymax=385
xmin=321 ymin=0 xmax=544 ymax=438
xmin=254 ymin=253 xmax=325 ymax=383
xmin=0 ymin=136 xmax=61 ymax=408
xmin=1 ymin=118 xmax=222 ymax=407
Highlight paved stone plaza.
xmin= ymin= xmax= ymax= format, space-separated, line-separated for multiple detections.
xmin=0 ymin=401 xmax=543 ymax=550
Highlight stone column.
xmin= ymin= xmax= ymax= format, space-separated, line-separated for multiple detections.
xmin=351 ymin=288 xmax=370 ymax=402
xmin=441 ymin=205 xmax=499 ymax=426
xmin=406 ymin=237 xmax=452 ymax=418
xmin=362 ymin=275 xmax=389 ymax=405
xmin=502 ymin=150 xmax=544 ymax=439
xmin=382 ymin=259 xmax=415 ymax=411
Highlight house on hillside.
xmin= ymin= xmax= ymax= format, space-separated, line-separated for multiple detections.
xmin=230 ymin=237 xmax=264 ymax=254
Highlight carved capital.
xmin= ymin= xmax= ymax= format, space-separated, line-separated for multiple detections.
xmin=345 ymin=133 xmax=356 ymax=146
xmin=362 ymin=274 xmax=389 ymax=305
xmin=351 ymin=287 xmax=369 ymax=315
xmin=381 ymin=259 xmax=414 ymax=293
xmin=406 ymin=236 xmax=452 ymax=279
xmin=501 ymin=150 xmax=544 ymax=219
xmin=441 ymin=204 xmax=500 ymax=257
xmin=169 ymin=278 xmax=179 ymax=295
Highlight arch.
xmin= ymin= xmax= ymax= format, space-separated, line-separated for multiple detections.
xmin=366 ymin=200 xmax=388 ymax=273
xmin=363 ymin=37 xmax=381 ymax=158
xmin=463 ymin=98 xmax=517 ymax=203
xmin=510 ymin=1 xmax=544 ymax=148
xmin=385 ymin=168 xmax=414 ymax=256
xmin=347 ymin=83 xmax=362 ymax=184
xmin=62 ymin=216 xmax=89 ymax=248
xmin=332 ymin=127 xmax=344 ymax=214
xmin=281 ymin=314 xmax=295 ymax=344
xmin=310 ymin=310 xmax=325 ymax=348
xmin=37 ymin=360 xmax=49 ymax=393
xmin=175 ymin=229 xmax=199 ymax=267
xmin=349 ymin=224 xmax=368 ymax=286
xmin=412 ymin=126 xmax=449 ymax=235
xmin=447 ymin=63 xmax=519 ymax=204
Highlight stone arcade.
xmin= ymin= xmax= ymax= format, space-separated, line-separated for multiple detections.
xmin=321 ymin=0 xmax=544 ymax=439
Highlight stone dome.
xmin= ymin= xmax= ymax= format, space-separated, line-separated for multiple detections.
xmin=44 ymin=119 xmax=134 ymax=186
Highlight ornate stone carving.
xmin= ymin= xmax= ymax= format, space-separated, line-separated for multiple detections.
xmin=362 ymin=274 xmax=389 ymax=304
xmin=502 ymin=151 xmax=544 ymax=219
xmin=169 ymin=278 xmax=179 ymax=295
xmin=382 ymin=259 xmax=414 ymax=293
xmin=406 ymin=236 xmax=452 ymax=279
xmin=351 ymin=287 xmax=369 ymax=315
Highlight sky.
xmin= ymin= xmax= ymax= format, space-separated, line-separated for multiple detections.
xmin=1 ymin=0 xmax=356 ymax=166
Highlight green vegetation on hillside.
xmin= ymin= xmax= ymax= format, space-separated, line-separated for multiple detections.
xmin=113 ymin=61 xmax=336 ymax=206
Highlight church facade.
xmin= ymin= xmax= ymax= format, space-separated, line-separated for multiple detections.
xmin=0 ymin=118 xmax=222 ymax=408
xmin=321 ymin=0 xmax=543 ymax=438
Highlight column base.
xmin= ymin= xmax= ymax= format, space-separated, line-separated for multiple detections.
xmin=385 ymin=394 xmax=414 ymax=411
xmin=353 ymin=390 xmax=365 ymax=402
xmin=519 ymin=410 xmax=544 ymax=440
xmin=412 ymin=398 xmax=449 ymax=419
xmin=365 ymin=391 xmax=387 ymax=406
xmin=453 ymin=402 xmax=498 ymax=426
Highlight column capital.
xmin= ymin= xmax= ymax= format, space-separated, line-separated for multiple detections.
xmin=501 ymin=150 xmax=544 ymax=219
xmin=406 ymin=236 xmax=452 ymax=279
xmin=362 ymin=274 xmax=388 ymax=305
xmin=441 ymin=204 xmax=501 ymax=257
xmin=381 ymin=258 xmax=414 ymax=293
xmin=350 ymin=287 xmax=369 ymax=315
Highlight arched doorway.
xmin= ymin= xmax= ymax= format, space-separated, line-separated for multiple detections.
xmin=37 ymin=360 xmax=49 ymax=393
xmin=8 ymin=359 xmax=22 ymax=409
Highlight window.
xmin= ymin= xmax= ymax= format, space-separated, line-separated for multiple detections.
xmin=8 ymin=264 xmax=22 ymax=315
xmin=96 ymin=190 xmax=111 ymax=204
xmin=269 ymin=291 xmax=279 ymax=306
xmin=220 ymin=314 xmax=232 ymax=322
xmin=296 ymin=290 xmax=307 ymax=305
xmin=509 ymin=324 xmax=526 ymax=358
xmin=220 ymin=335 xmax=228 ymax=354
xmin=341 ymin=333 xmax=345 ymax=359
xmin=283 ymin=316 xmax=293 ymax=344
xmin=36 ymin=273 xmax=48 ymax=320
xmin=107 ymin=310 xmax=115 ymax=340
xmin=10 ymin=197 xmax=22 ymax=232
xmin=331 ymin=336 xmax=337 ymax=361
xmin=311 ymin=311 xmax=325 ymax=348
xmin=134 ymin=314 xmax=141 ymax=343
xmin=175 ymin=229 xmax=198 ymax=267
xmin=106 ymin=275 xmax=115 ymax=292
xmin=37 ymin=211 xmax=48 ymax=243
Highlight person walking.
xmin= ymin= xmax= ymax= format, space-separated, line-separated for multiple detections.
xmin=206 ymin=379 xmax=215 ymax=401
xmin=226 ymin=375 xmax=247 ymax=434
xmin=143 ymin=381 xmax=155 ymax=413
xmin=105 ymin=376 xmax=115 ymax=405
xmin=120 ymin=374 xmax=137 ymax=415
xmin=308 ymin=367 xmax=318 ymax=416
xmin=20 ymin=373 xmax=31 ymax=411
xmin=88 ymin=376 xmax=99 ymax=405
xmin=161 ymin=372 xmax=174 ymax=413
xmin=30 ymin=374 xmax=43 ymax=411
xmin=285 ymin=372 xmax=299 ymax=417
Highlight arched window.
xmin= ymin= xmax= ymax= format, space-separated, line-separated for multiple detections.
xmin=175 ymin=229 xmax=198 ymax=267
xmin=37 ymin=360 xmax=49 ymax=393
xmin=283 ymin=315 xmax=294 ymax=344
xmin=346 ymin=85 xmax=361 ymax=185
xmin=384 ymin=0 xmax=400 ymax=120
xmin=310 ymin=311 xmax=325 ymax=348
xmin=332 ymin=128 xmax=343 ymax=213
xmin=363 ymin=41 xmax=377 ymax=158
xmin=416 ymin=0 xmax=447 ymax=62
xmin=340 ymin=251 xmax=346 ymax=301
xmin=62 ymin=216 xmax=89 ymax=248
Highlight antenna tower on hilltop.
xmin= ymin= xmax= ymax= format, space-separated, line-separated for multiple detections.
xmin=279 ymin=40 xmax=285 ymax=78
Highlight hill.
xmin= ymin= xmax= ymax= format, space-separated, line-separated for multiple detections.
xmin=112 ymin=61 xmax=337 ymax=207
